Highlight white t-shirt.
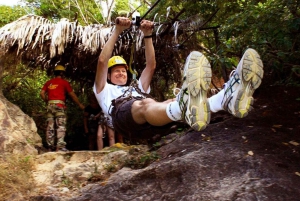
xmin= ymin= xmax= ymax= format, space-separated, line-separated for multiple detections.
xmin=93 ymin=80 xmax=150 ymax=120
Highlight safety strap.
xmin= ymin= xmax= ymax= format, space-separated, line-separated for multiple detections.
xmin=109 ymin=80 xmax=153 ymax=116
xmin=128 ymin=24 xmax=138 ymax=79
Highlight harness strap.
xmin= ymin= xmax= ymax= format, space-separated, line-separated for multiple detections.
xmin=48 ymin=100 xmax=65 ymax=105
xmin=109 ymin=80 xmax=153 ymax=115
xmin=131 ymin=80 xmax=153 ymax=99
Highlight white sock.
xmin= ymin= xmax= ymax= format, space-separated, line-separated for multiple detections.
xmin=209 ymin=89 xmax=225 ymax=113
xmin=166 ymin=101 xmax=182 ymax=121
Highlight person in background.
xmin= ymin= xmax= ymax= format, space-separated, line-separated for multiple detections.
xmin=97 ymin=112 xmax=111 ymax=149
xmin=40 ymin=65 xmax=85 ymax=152
xmin=104 ymin=115 xmax=118 ymax=146
xmin=83 ymin=94 xmax=102 ymax=150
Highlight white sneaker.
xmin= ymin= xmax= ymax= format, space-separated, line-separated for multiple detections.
xmin=222 ymin=48 xmax=264 ymax=118
xmin=177 ymin=51 xmax=212 ymax=131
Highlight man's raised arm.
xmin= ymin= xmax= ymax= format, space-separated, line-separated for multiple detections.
xmin=139 ymin=19 xmax=156 ymax=92
xmin=95 ymin=17 xmax=131 ymax=94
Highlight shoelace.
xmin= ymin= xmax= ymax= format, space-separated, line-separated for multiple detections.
xmin=173 ymin=88 xmax=181 ymax=96
xmin=222 ymin=69 xmax=237 ymax=89
xmin=229 ymin=69 xmax=236 ymax=78
xmin=173 ymin=87 xmax=189 ymax=117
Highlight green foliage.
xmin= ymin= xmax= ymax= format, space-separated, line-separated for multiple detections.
xmin=61 ymin=172 xmax=73 ymax=187
xmin=0 ymin=5 xmax=27 ymax=27
xmin=115 ymin=0 xmax=130 ymax=15
xmin=152 ymin=0 xmax=300 ymax=85
xmin=104 ymin=163 xmax=117 ymax=172
xmin=25 ymin=0 xmax=104 ymax=25
xmin=217 ymin=0 xmax=300 ymax=84
xmin=124 ymin=151 xmax=160 ymax=169
xmin=2 ymin=64 xmax=48 ymax=116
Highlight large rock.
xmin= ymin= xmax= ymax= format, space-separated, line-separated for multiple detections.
xmin=33 ymin=149 xmax=128 ymax=187
xmin=70 ymin=129 xmax=300 ymax=201
xmin=30 ymin=144 xmax=150 ymax=200
xmin=0 ymin=94 xmax=42 ymax=155
xmin=68 ymin=86 xmax=300 ymax=201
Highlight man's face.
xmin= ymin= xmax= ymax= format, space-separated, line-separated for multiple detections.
xmin=108 ymin=65 xmax=128 ymax=85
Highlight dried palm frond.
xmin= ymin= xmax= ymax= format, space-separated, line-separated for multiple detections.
xmin=0 ymin=15 xmax=116 ymax=70
xmin=0 ymin=12 xmax=208 ymax=68
xmin=0 ymin=12 xmax=216 ymax=97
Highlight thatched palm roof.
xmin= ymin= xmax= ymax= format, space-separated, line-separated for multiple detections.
xmin=0 ymin=13 xmax=207 ymax=98
xmin=0 ymin=15 xmax=133 ymax=71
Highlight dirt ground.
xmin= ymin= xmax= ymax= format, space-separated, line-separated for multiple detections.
xmin=205 ymin=83 xmax=300 ymax=187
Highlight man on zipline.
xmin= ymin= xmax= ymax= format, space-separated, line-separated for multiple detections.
xmin=93 ymin=17 xmax=264 ymax=140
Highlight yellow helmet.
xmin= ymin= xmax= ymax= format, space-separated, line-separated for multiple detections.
xmin=108 ymin=56 xmax=128 ymax=69
xmin=54 ymin=65 xmax=65 ymax=71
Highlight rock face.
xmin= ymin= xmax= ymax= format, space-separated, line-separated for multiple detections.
xmin=70 ymin=129 xmax=300 ymax=201
xmin=68 ymin=86 xmax=300 ymax=201
xmin=31 ymin=148 xmax=134 ymax=199
xmin=0 ymin=94 xmax=42 ymax=155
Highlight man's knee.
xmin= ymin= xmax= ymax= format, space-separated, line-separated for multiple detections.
xmin=131 ymin=98 xmax=156 ymax=124
xmin=133 ymin=98 xmax=156 ymax=110
xmin=97 ymin=126 xmax=103 ymax=138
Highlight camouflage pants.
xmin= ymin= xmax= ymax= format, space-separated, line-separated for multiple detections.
xmin=46 ymin=104 xmax=67 ymax=149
